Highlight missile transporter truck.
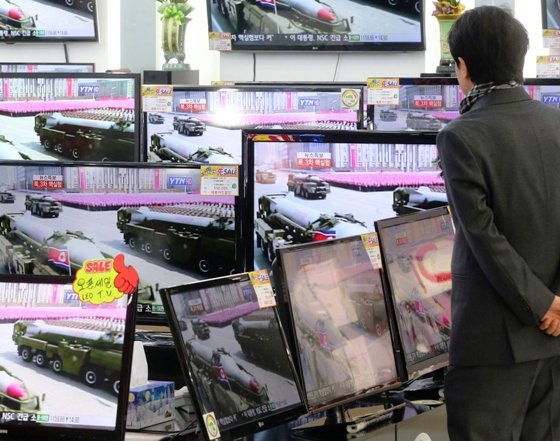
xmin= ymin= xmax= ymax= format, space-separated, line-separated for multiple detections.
xmin=12 ymin=319 xmax=124 ymax=395
xmin=0 ymin=212 xmax=105 ymax=275
xmin=287 ymin=173 xmax=330 ymax=199
xmin=34 ymin=112 xmax=135 ymax=161
xmin=150 ymin=133 xmax=233 ymax=163
xmin=214 ymin=0 xmax=351 ymax=35
xmin=0 ymin=191 xmax=15 ymax=203
xmin=173 ymin=116 xmax=206 ymax=136
xmin=25 ymin=194 xmax=62 ymax=218
xmin=116 ymin=204 xmax=237 ymax=275
xmin=392 ymin=186 xmax=448 ymax=215
xmin=255 ymin=193 xmax=369 ymax=263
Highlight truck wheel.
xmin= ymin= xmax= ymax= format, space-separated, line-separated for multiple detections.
xmin=65 ymin=0 xmax=75 ymax=7
xmin=87 ymin=1 xmax=94 ymax=12
xmin=51 ymin=357 xmax=63 ymax=374
xmin=44 ymin=139 xmax=53 ymax=150
xmin=20 ymin=346 xmax=32 ymax=362
xmin=162 ymin=248 xmax=173 ymax=261
xmin=83 ymin=366 xmax=100 ymax=388
xmin=111 ymin=379 xmax=120 ymax=396
xmin=35 ymin=351 xmax=48 ymax=367
xmin=71 ymin=148 xmax=81 ymax=160
xmin=414 ymin=0 xmax=420 ymax=13
xmin=128 ymin=235 xmax=138 ymax=250
xmin=388 ymin=0 xmax=398 ymax=6
xmin=198 ymin=258 xmax=211 ymax=274
xmin=143 ymin=241 xmax=153 ymax=255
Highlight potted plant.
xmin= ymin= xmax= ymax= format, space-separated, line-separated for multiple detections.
xmin=433 ymin=1 xmax=466 ymax=70
xmin=157 ymin=0 xmax=194 ymax=69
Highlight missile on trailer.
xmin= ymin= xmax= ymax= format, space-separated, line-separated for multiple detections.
xmin=21 ymin=320 xmax=124 ymax=345
xmin=0 ymin=370 xmax=26 ymax=399
xmin=43 ymin=113 xmax=135 ymax=133
xmin=128 ymin=206 xmax=235 ymax=231
xmin=278 ymin=0 xmax=337 ymax=22
xmin=5 ymin=212 xmax=105 ymax=267
xmin=151 ymin=133 xmax=234 ymax=164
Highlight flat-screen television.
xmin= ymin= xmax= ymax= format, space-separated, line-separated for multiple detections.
xmin=542 ymin=0 xmax=560 ymax=30
xmin=160 ymin=272 xmax=306 ymax=441
xmin=0 ymin=72 xmax=141 ymax=162
xmin=272 ymin=234 xmax=402 ymax=436
xmin=243 ymin=129 xmax=441 ymax=272
xmin=0 ymin=279 xmax=137 ymax=441
xmin=367 ymin=77 xmax=462 ymax=132
xmin=0 ymin=63 xmax=95 ymax=73
xmin=368 ymin=77 xmax=560 ymax=133
xmin=0 ymin=0 xmax=98 ymax=42
xmin=206 ymin=0 xmax=424 ymax=51
xmin=0 ymin=161 xmax=245 ymax=325
xmin=375 ymin=206 xmax=453 ymax=381
xmin=145 ymin=85 xmax=364 ymax=164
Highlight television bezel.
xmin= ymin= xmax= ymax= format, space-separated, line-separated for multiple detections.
xmin=242 ymin=128 xmax=440 ymax=271
xmin=0 ymin=280 xmax=137 ymax=441
xmin=0 ymin=159 xmax=247 ymax=327
xmin=0 ymin=63 xmax=96 ymax=73
xmin=205 ymin=0 xmax=425 ymax=52
xmin=0 ymin=0 xmax=99 ymax=43
xmin=374 ymin=205 xmax=453 ymax=382
xmin=160 ymin=271 xmax=307 ymax=441
xmin=0 ymin=71 xmax=142 ymax=162
xmin=273 ymin=233 xmax=404 ymax=414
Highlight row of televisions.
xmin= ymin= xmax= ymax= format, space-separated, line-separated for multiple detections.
xmin=2 ymin=71 xmax=560 ymax=164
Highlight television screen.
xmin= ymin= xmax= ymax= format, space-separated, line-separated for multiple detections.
xmin=0 ymin=72 xmax=141 ymax=162
xmin=244 ymin=129 xmax=441 ymax=271
xmin=0 ymin=0 xmax=98 ymax=42
xmin=0 ymin=63 xmax=95 ymax=73
xmin=146 ymin=85 xmax=364 ymax=164
xmin=273 ymin=234 xmax=401 ymax=416
xmin=0 ymin=161 xmax=245 ymax=325
xmin=367 ymin=77 xmax=462 ymax=132
xmin=374 ymin=206 xmax=454 ymax=380
xmin=206 ymin=0 xmax=424 ymax=51
xmin=160 ymin=272 xmax=306 ymax=441
xmin=542 ymin=0 xmax=560 ymax=30
xmin=0 ymin=280 xmax=136 ymax=441
xmin=368 ymin=77 xmax=560 ymax=133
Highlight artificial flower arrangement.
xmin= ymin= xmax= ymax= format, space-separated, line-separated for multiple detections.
xmin=157 ymin=0 xmax=194 ymax=26
xmin=433 ymin=0 xmax=465 ymax=16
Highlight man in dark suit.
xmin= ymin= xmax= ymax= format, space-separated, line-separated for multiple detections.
xmin=436 ymin=6 xmax=560 ymax=441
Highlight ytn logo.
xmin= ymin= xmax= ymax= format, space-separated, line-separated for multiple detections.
xmin=78 ymin=85 xmax=100 ymax=94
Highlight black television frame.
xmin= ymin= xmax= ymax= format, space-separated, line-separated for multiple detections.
xmin=0 ymin=0 xmax=99 ymax=43
xmin=160 ymin=271 xmax=307 ymax=441
xmin=0 ymin=160 xmax=246 ymax=327
xmin=374 ymin=206 xmax=453 ymax=381
xmin=0 ymin=63 xmax=96 ymax=73
xmin=0 ymin=72 xmax=142 ymax=162
xmin=206 ymin=0 xmax=425 ymax=52
xmin=243 ymin=128 xmax=441 ymax=273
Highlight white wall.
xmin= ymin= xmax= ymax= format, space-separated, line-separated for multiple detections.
xmin=0 ymin=0 xmax=548 ymax=82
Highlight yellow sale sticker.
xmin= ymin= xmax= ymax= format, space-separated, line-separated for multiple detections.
xmin=361 ymin=232 xmax=383 ymax=270
xmin=73 ymin=254 xmax=138 ymax=305
xmin=248 ymin=269 xmax=276 ymax=308
xmin=200 ymin=165 xmax=239 ymax=196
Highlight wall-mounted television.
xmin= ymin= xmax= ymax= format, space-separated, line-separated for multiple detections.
xmin=160 ymin=272 xmax=306 ymax=441
xmin=145 ymin=85 xmax=364 ymax=164
xmin=206 ymin=0 xmax=424 ymax=51
xmin=0 ymin=0 xmax=98 ymax=42
xmin=542 ymin=0 xmax=560 ymax=30
xmin=0 ymin=63 xmax=95 ymax=73
xmin=375 ymin=206 xmax=454 ymax=381
xmin=0 ymin=280 xmax=137 ymax=441
xmin=272 ymin=234 xmax=402 ymax=437
xmin=0 ymin=72 xmax=141 ymax=162
xmin=243 ymin=129 xmax=441 ymax=272
xmin=0 ymin=161 xmax=246 ymax=325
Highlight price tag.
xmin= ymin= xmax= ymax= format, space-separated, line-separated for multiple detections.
xmin=142 ymin=85 xmax=173 ymax=113
xmin=73 ymin=254 xmax=138 ymax=305
xmin=248 ymin=269 xmax=276 ymax=308
xmin=366 ymin=78 xmax=400 ymax=106
xmin=200 ymin=165 xmax=239 ymax=196
xmin=543 ymin=29 xmax=560 ymax=49
xmin=208 ymin=32 xmax=232 ymax=51
xmin=361 ymin=232 xmax=383 ymax=270
xmin=536 ymin=55 xmax=560 ymax=78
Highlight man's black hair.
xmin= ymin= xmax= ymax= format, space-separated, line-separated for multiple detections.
xmin=448 ymin=5 xmax=529 ymax=84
